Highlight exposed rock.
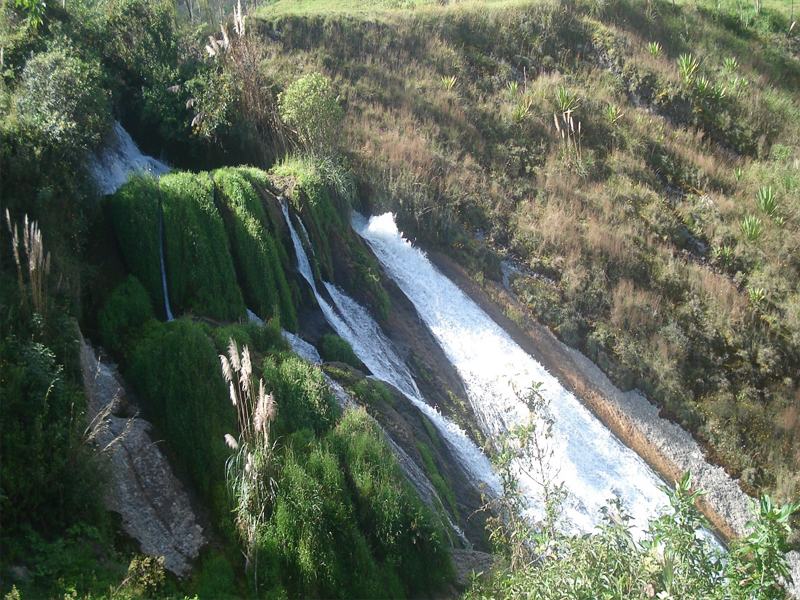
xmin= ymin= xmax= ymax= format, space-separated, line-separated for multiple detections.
xmin=449 ymin=549 xmax=496 ymax=589
xmin=79 ymin=337 xmax=207 ymax=578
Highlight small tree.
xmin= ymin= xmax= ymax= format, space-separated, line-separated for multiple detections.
xmin=278 ymin=72 xmax=343 ymax=157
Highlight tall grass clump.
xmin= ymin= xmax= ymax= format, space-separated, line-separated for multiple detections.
xmin=5 ymin=210 xmax=51 ymax=319
xmin=755 ymin=185 xmax=779 ymax=216
xmin=220 ymin=339 xmax=277 ymax=583
xmin=317 ymin=333 xmax=363 ymax=369
xmin=107 ymin=175 xmax=165 ymax=316
xmin=213 ymin=167 xmax=297 ymax=330
xmin=159 ymin=171 xmax=247 ymax=322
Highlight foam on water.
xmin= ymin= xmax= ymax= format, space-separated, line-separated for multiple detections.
xmin=357 ymin=212 xmax=669 ymax=535
xmin=90 ymin=122 xmax=170 ymax=195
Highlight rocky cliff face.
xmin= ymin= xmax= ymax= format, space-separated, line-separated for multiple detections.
xmin=80 ymin=337 xmax=207 ymax=578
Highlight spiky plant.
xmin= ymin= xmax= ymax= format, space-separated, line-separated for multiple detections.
xmin=723 ymin=56 xmax=739 ymax=74
xmin=755 ymin=186 xmax=779 ymax=216
xmin=647 ymin=41 xmax=662 ymax=57
xmin=603 ymin=103 xmax=624 ymax=126
xmin=506 ymin=80 xmax=519 ymax=95
xmin=740 ymin=214 xmax=763 ymax=242
xmin=220 ymin=339 xmax=277 ymax=587
xmin=554 ymin=84 xmax=578 ymax=114
xmin=678 ymin=53 xmax=699 ymax=86
xmin=441 ymin=75 xmax=458 ymax=92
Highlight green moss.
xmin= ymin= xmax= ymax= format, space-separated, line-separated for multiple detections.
xmin=160 ymin=171 xmax=247 ymax=322
xmin=96 ymin=275 xmax=154 ymax=358
xmin=214 ymin=167 xmax=298 ymax=331
xmin=318 ymin=333 xmax=363 ymax=369
xmin=263 ymin=355 xmax=340 ymax=438
xmin=126 ymin=318 xmax=235 ymax=503
xmin=415 ymin=440 xmax=459 ymax=520
xmin=107 ymin=175 xmax=164 ymax=316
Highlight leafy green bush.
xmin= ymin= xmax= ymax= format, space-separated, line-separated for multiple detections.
xmin=126 ymin=318 xmax=235 ymax=501
xmin=0 ymin=336 xmax=99 ymax=537
xmin=318 ymin=333 xmax=363 ymax=369
xmin=96 ymin=275 xmax=154 ymax=357
xmin=107 ymin=175 xmax=165 ymax=317
xmin=213 ymin=167 xmax=298 ymax=330
xmin=16 ymin=39 xmax=111 ymax=156
xmin=262 ymin=355 xmax=339 ymax=438
xmin=160 ymin=171 xmax=247 ymax=322
xmin=278 ymin=72 xmax=343 ymax=157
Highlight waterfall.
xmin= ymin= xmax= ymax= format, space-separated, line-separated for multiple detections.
xmin=90 ymin=122 xmax=169 ymax=195
xmin=356 ymin=212 xmax=670 ymax=536
xmin=158 ymin=191 xmax=174 ymax=322
xmin=280 ymin=201 xmax=500 ymax=493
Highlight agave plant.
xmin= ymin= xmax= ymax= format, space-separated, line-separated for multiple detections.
xmin=507 ymin=80 xmax=519 ymax=95
xmin=647 ymin=41 xmax=662 ymax=57
xmin=712 ymin=244 xmax=736 ymax=268
xmin=602 ymin=103 xmax=624 ymax=126
xmin=748 ymin=286 xmax=767 ymax=304
xmin=442 ymin=74 xmax=458 ymax=92
xmin=678 ymin=53 xmax=699 ymax=85
xmin=755 ymin=186 xmax=779 ymax=216
xmin=554 ymin=84 xmax=579 ymax=115
xmin=740 ymin=214 xmax=763 ymax=242
xmin=733 ymin=166 xmax=744 ymax=181
xmin=694 ymin=75 xmax=714 ymax=98
xmin=723 ymin=56 xmax=739 ymax=74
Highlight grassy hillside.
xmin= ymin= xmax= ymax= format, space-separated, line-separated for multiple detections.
xmin=253 ymin=0 xmax=800 ymax=512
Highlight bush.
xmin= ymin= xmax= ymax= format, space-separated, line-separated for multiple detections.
xmin=16 ymin=39 xmax=111 ymax=156
xmin=214 ymin=167 xmax=298 ymax=330
xmin=0 ymin=336 xmax=100 ymax=537
xmin=160 ymin=171 xmax=247 ymax=322
xmin=262 ymin=355 xmax=339 ymax=438
xmin=278 ymin=72 xmax=343 ymax=157
xmin=318 ymin=333 xmax=363 ymax=369
xmin=96 ymin=275 xmax=153 ymax=357
xmin=126 ymin=318 xmax=235 ymax=501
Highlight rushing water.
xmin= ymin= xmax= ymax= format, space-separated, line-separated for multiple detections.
xmin=356 ymin=212 xmax=669 ymax=535
xmin=280 ymin=201 xmax=499 ymax=491
xmin=90 ymin=122 xmax=170 ymax=195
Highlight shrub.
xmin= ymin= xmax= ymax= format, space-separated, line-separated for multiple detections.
xmin=160 ymin=171 xmax=247 ymax=322
xmin=16 ymin=40 xmax=111 ymax=156
xmin=318 ymin=333 xmax=363 ymax=369
xmin=213 ymin=167 xmax=297 ymax=330
xmin=96 ymin=275 xmax=153 ymax=357
xmin=126 ymin=318 xmax=235 ymax=501
xmin=0 ymin=336 xmax=100 ymax=537
xmin=278 ymin=72 xmax=343 ymax=157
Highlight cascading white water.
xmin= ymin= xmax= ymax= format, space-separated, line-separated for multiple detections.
xmin=90 ymin=122 xmax=170 ymax=195
xmin=280 ymin=201 xmax=499 ymax=491
xmin=356 ymin=212 xmax=669 ymax=535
